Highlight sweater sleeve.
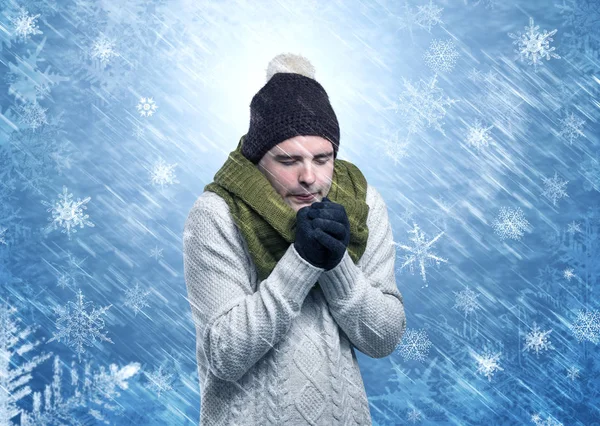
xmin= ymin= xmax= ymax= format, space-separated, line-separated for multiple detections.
xmin=317 ymin=185 xmax=407 ymax=359
xmin=183 ymin=205 xmax=323 ymax=382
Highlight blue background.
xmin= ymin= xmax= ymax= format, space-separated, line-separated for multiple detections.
xmin=1 ymin=0 xmax=599 ymax=424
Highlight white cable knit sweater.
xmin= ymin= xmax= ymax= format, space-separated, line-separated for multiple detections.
xmin=183 ymin=183 xmax=406 ymax=426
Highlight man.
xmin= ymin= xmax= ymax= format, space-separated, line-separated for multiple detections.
xmin=183 ymin=53 xmax=406 ymax=426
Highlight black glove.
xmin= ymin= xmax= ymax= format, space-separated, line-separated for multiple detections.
xmin=294 ymin=205 xmax=331 ymax=269
xmin=307 ymin=197 xmax=350 ymax=271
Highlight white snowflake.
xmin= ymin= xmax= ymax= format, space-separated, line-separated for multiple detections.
xmin=124 ymin=281 xmax=151 ymax=316
xmin=395 ymin=328 xmax=433 ymax=362
xmin=55 ymin=251 xmax=89 ymax=290
xmin=150 ymin=158 xmax=179 ymax=189
xmin=492 ymin=206 xmax=531 ymax=241
xmin=474 ymin=349 xmax=503 ymax=381
xmin=149 ymin=245 xmax=164 ymax=260
xmin=132 ymin=122 xmax=145 ymax=140
xmin=47 ymin=289 xmax=114 ymax=362
xmin=395 ymin=223 xmax=448 ymax=285
xmin=563 ymin=268 xmax=575 ymax=282
xmin=91 ymin=35 xmax=119 ymax=65
xmin=144 ymin=365 xmax=174 ymax=398
xmin=10 ymin=8 xmax=43 ymax=42
xmin=453 ymin=286 xmax=481 ymax=316
xmin=570 ymin=310 xmax=600 ymax=344
xmin=558 ymin=111 xmax=585 ymax=144
xmin=566 ymin=365 xmax=580 ymax=381
xmin=16 ymin=101 xmax=48 ymax=130
xmin=407 ymin=407 xmax=423 ymax=423
xmin=0 ymin=227 xmax=7 ymax=245
xmin=423 ymin=39 xmax=460 ymax=73
xmin=41 ymin=186 xmax=95 ymax=240
xmin=566 ymin=220 xmax=581 ymax=235
xmin=508 ymin=17 xmax=560 ymax=70
xmin=523 ymin=322 xmax=554 ymax=358
xmin=136 ymin=97 xmax=158 ymax=117
xmin=388 ymin=74 xmax=458 ymax=135
xmin=541 ymin=171 xmax=569 ymax=207
xmin=465 ymin=119 xmax=494 ymax=151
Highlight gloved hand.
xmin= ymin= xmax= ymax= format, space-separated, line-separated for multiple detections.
xmin=294 ymin=204 xmax=331 ymax=269
xmin=307 ymin=197 xmax=350 ymax=270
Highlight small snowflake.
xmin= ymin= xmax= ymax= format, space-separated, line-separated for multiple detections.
xmin=381 ymin=128 xmax=410 ymax=165
xmin=563 ymin=268 xmax=575 ymax=282
xmin=10 ymin=8 xmax=43 ymax=42
xmin=407 ymin=407 xmax=423 ymax=423
xmin=150 ymin=159 xmax=178 ymax=189
xmin=570 ymin=310 xmax=600 ymax=344
xmin=453 ymin=286 xmax=481 ymax=316
xmin=508 ymin=17 xmax=560 ymax=70
xmin=91 ymin=35 xmax=119 ymax=65
xmin=523 ymin=322 xmax=554 ymax=358
xmin=542 ymin=172 xmax=569 ymax=207
xmin=531 ymin=413 xmax=563 ymax=426
xmin=558 ymin=112 xmax=585 ymax=144
xmin=395 ymin=328 xmax=433 ymax=362
xmin=144 ymin=365 xmax=174 ymax=398
xmin=474 ymin=349 xmax=503 ymax=381
xmin=395 ymin=222 xmax=448 ymax=285
xmin=0 ymin=227 xmax=7 ymax=245
xmin=566 ymin=220 xmax=581 ymax=235
xmin=124 ymin=282 xmax=151 ymax=316
xmin=16 ymin=102 xmax=48 ymax=130
xmin=423 ymin=39 xmax=460 ymax=73
xmin=149 ymin=245 xmax=163 ymax=260
xmin=388 ymin=74 xmax=458 ymax=136
xmin=41 ymin=186 xmax=95 ymax=240
xmin=132 ymin=122 xmax=145 ymax=140
xmin=47 ymin=289 xmax=113 ymax=362
xmin=566 ymin=365 xmax=580 ymax=381
xmin=465 ymin=119 xmax=494 ymax=151
xmin=492 ymin=206 xmax=531 ymax=241
xmin=136 ymin=97 xmax=158 ymax=117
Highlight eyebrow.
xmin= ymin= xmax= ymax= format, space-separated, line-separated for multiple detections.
xmin=273 ymin=151 xmax=334 ymax=161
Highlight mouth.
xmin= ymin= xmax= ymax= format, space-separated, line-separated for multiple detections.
xmin=292 ymin=193 xmax=317 ymax=202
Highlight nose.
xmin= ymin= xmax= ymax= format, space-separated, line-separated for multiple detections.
xmin=298 ymin=162 xmax=316 ymax=186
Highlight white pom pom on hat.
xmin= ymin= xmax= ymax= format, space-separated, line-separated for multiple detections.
xmin=265 ymin=53 xmax=316 ymax=83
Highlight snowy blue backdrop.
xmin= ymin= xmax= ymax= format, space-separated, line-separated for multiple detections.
xmin=1 ymin=0 xmax=599 ymax=424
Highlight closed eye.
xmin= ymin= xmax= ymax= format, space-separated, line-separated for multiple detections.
xmin=281 ymin=159 xmax=329 ymax=166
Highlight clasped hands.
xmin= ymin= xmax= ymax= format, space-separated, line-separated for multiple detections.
xmin=294 ymin=196 xmax=350 ymax=271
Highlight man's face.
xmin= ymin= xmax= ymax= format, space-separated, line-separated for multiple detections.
xmin=257 ymin=135 xmax=335 ymax=213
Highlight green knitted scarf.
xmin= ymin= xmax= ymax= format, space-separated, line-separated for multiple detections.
xmin=203 ymin=135 xmax=370 ymax=290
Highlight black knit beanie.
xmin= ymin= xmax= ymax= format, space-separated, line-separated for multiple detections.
xmin=242 ymin=53 xmax=340 ymax=164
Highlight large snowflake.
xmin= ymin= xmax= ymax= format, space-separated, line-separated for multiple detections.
xmin=541 ymin=172 xmax=569 ymax=207
xmin=492 ymin=206 xmax=531 ymax=241
xmin=395 ymin=328 xmax=433 ymax=362
xmin=395 ymin=222 xmax=447 ymax=285
xmin=47 ymin=289 xmax=114 ymax=362
xmin=389 ymin=74 xmax=458 ymax=136
xmin=570 ymin=310 xmax=600 ymax=344
xmin=474 ymin=349 xmax=503 ymax=381
xmin=523 ymin=322 xmax=554 ymax=358
xmin=508 ymin=17 xmax=560 ymax=70
xmin=423 ymin=39 xmax=460 ymax=73
xmin=41 ymin=186 xmax=95 ymax=239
